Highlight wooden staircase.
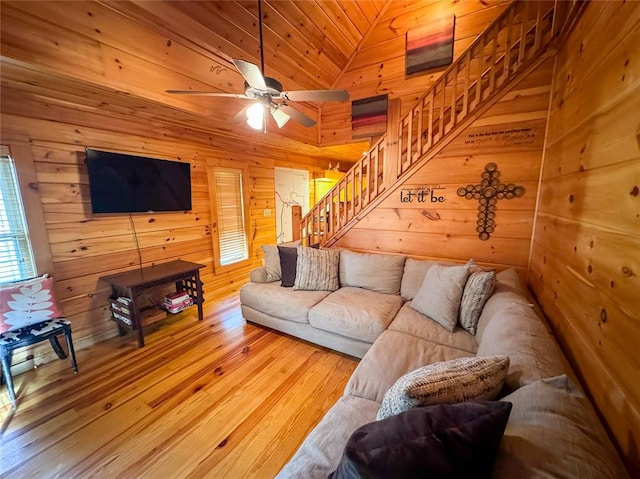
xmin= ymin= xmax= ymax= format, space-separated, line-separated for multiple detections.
xmin=301 ymin=0 xmax=573 ymax=247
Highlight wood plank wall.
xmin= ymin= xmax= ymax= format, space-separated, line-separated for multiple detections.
xmin=321 ymin=0 xmax=511 ymax=145
xmin=0 ymin=91 xmax=336 ymax=371
xmin=334 ymin=58 xmax=554 ymax=274
xmin=528 ymin=2 xmax=640 ymax=474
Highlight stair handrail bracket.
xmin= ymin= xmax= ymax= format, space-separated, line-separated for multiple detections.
xmin=301 ymin=0 xmax=572 ymax=247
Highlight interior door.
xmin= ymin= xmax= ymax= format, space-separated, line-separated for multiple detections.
xmin=274 ymin=167 xmax=309 ymax=243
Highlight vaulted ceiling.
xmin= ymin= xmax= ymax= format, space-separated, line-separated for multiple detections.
xmin=0 ymin=0 xmax=509 ymax=161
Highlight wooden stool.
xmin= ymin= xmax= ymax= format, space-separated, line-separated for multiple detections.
xmin=0 ymin=318 xmax=78 ymax=404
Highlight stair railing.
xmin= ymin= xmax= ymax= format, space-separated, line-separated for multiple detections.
xmin=301 ymin=0 xmax=567 ymax=247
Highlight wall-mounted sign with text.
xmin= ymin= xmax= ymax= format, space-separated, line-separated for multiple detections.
xmin=464 ymin=127 xmax=538 ymax=149
xmin=400 ymin=185 xmax=447 ymax=203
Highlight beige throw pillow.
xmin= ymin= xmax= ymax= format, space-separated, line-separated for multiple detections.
xmin=459 ymin=270 xmax=496 ymax=335
xmin=376 ymin=355 xmax=510 ymax=420
xmin=410 ymin=263 xmax=470 ymax=331
xmin=495 ymin=375 xmax=629 ymax=478
xmin=294 ymin=246 xmax=340 ymax=291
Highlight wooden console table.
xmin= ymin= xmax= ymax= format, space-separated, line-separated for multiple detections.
xmin=100 ymin=260 xmax=205 ymax=347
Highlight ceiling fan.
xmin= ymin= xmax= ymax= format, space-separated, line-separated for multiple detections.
xmin=166 ymin=0 xmax=349 ymax=131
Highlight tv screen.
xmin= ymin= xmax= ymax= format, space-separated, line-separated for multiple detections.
xmin=85 ymin=149 xmax=192 ymax=213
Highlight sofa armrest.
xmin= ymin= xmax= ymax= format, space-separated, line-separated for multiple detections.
xmin=249 ymin=266 xmax=268 ymax=283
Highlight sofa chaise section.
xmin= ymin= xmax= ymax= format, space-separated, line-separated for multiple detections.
xmin=274 ymin=265 xmax=629 ymax=479
xmin=344 ymin=329 xmax=474 ymax=404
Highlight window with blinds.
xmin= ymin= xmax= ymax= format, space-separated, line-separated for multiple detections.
xmin=0 ymin=151 xmax=36 ymax=282
xmin=213 ymin=168 xmax=249 ymax=266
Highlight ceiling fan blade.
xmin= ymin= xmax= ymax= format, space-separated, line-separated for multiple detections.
xmin=166 ymin=90 xmax=251 ymax=98
xmin=270 ymin=107 xmax=290 ymax=128
xmin=279 ymin=105 xmax=316 ymax=128
xmin=281 ymin=89 xmax=349 ymax=102
xmin=232 ymin=58 xmax=267 ymax=91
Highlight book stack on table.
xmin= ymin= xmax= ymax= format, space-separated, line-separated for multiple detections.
xmin=110 ymin=297 xmax=133 ymax=326
xmin=163 ymin=291 xmax=193 ymax=314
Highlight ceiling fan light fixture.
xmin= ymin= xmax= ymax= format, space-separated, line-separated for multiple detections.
xmin=246 ymin=103 xmax=264 ymax=130
xmin=271 ymin=107 xmax=290 ymax=128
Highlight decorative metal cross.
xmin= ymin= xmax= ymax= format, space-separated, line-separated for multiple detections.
xmin=457 ymin=162 xmax=524 ymax=241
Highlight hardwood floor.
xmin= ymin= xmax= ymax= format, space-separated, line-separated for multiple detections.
xmin=0 ymin=295 xmax=358 ymax=478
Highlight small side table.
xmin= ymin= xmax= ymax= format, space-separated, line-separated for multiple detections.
xmin=100 ymin=260 xmax=205 ymax=347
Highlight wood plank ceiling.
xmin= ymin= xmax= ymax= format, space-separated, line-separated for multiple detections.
xmin=0 ymin=0 xmax=509 ymax=160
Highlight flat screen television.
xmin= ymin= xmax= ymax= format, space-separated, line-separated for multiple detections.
xmin=85 ymin=149 xmax=192 ymax=213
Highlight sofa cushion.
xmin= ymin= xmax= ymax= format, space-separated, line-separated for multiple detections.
xmin=476 ymin=291 xmax=571 ymax=393
xmin=376 ymin=355 xmax=509 ymax=420
xmin=239 ymin=281 xmax=330 ymax=324
xmin=330 ymin=402 xmax=512 ymax=479
xmin=309 ymin=287 xmax=403 ymax=343
xmin=275 ymin=395 xmax=380 ymax=479
xmin=295 ymin=246 xmax=340 ymax=291
xmin=459 ymin=270 xmax=495 ymax=335
xmin=475 ymin=274 xmax=533 ymax=343
xmin=495 ymin=267 xmax=527 ymax=295
xmin=400 ymin=258 xmax=437 ymax=300
xmin=249 ymin=266 xmax=268 ymax=283
xmin=410 ymin=263 xmax=470 ymax=332
xmin=262 ymin=240 xmax=300 ymax=282
xmin=495 ymin=375 xmax=629 ymax=479
xmin=345 ymin=330 xmax=473 ymax=403
xmin=389 ymin=303 xmax=478 ymax=353
xmin=241 ymin=305 xmax=373 ymax=359
xmin=339 ymin=250 xmax=406 ymax=294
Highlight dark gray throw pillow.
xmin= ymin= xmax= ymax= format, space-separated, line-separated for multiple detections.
xmin=278 ymin=243 xmax=320 ymax=288
xmin=278 ymin=245 xmax=298 ymax=287
xmin=329 ymin=401 xmax=512 ymax=479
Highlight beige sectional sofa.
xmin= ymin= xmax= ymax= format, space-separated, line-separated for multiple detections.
xmin=240 ymin=249 xmax=629 ymax=478
xmin=241 ymin=249 xmax=407 ymax=358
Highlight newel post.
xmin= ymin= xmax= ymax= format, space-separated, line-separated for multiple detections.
xmin=291 ymin=205 xmax=302 ymax=242
xmin=383 ymin=98 xmax=402 ymax=188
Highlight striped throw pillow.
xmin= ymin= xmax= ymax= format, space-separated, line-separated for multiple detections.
xmin=459 ymin=271 xmax=496 ymax=335
xmin=294 ymin=246 xmax=340 ymax=291
xmin=376 ymin=355 xmax=510 ymax=420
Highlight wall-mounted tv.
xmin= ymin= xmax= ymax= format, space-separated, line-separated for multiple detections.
xmin=85 ymin=149 xmax=192 ymax=214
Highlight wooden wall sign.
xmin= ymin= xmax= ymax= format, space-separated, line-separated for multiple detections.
xmin=457 ymin=163 xmax=524 ymax=240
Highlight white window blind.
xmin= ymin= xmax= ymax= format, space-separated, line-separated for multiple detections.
xmin=213 ymin=168 xmax=249 ymax=266
xmin=0 ymin=152 xmax=36 ymax=282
